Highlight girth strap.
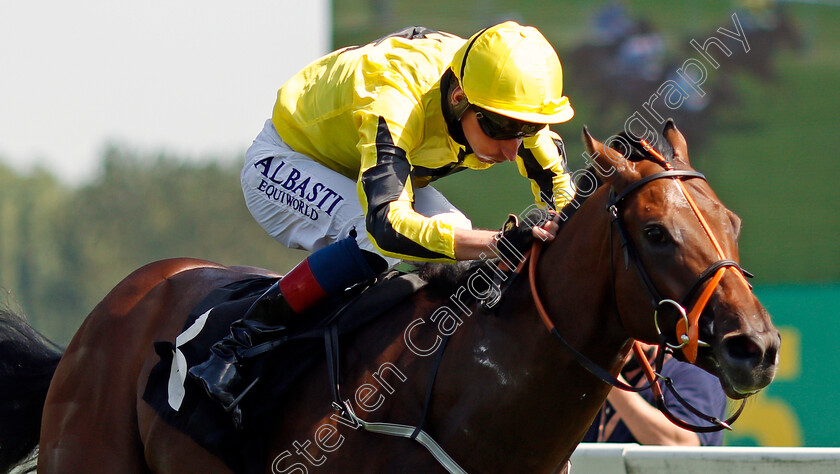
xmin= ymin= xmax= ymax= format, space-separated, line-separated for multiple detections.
xmin=326 ymin=330 xmax=468 ymax=474
xmin=334 ymin=401 xmax=468 ymax=474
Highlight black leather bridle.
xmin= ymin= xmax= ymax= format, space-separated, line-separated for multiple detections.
xmin=607 ymin=169 xmax=754 ymax=351
xmin=530 ymin=167 xmax=756 ymax=433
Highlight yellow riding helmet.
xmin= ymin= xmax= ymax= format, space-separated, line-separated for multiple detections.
xmin=451 ymin=21 xmax=574 ymax=124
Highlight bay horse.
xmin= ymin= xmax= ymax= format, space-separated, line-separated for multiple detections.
xmin=0 ymin=121 xmax=780 ymax=473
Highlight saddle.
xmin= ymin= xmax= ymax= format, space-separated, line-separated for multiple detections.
xmin=142 ymin=269 xmax=427 ymax=473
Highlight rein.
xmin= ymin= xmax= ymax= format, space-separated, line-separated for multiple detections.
xmin=322 ymin=145 xmax=750 ymax=473
xmin=528 ymin=145 xmax=756 ymax=433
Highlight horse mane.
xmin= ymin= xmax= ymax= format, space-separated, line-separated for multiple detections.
xmin=414 ymin=260 xmax=483 ymax=291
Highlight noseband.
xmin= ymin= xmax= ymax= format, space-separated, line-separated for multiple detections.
xmin=529 ymin=141 xmax=756 ymax=433
xmin=607 ymin=169 xmax=753 ymax=356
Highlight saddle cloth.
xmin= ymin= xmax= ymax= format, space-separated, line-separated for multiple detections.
xmin=142 ymin=270 xmax=427 ymax=473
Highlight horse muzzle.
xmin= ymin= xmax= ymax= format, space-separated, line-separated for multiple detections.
xmin=714 ymin=322 xmax=781 ymax=399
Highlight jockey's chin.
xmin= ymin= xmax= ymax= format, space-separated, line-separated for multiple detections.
xmin=475 ymin=152 xmax=516 ymax=164
xmin=475 ymin=153 xmax=508 ymax=164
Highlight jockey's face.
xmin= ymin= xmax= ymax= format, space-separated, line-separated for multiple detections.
xmin=451 ymin=86 xmax=522 ymax=164
xmin=460 ymin=109 xmax=522 ymax=164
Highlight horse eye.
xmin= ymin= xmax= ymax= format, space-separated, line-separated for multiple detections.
xmin=644 ymin=225 xmax=670 ymax=244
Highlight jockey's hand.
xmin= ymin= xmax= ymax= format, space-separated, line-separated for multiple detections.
xmin=533 ymin=214 xmax=559 ymax=242
xmin=495 ymin=209 xmax=557 ymax=264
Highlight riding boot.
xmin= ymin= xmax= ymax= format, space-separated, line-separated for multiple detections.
xmin=188 ymin=236 xmax=387 ymax=417
xmin=188 ymin=301 xmax=289 ymax=412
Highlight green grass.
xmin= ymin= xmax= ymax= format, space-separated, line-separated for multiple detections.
xmin=700 ymin=59 xmax=840 ymax=282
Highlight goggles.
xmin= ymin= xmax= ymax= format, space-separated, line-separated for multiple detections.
xmin=473 ymin=106 xmax=543 ymax=140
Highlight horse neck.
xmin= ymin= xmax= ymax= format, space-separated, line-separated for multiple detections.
xmin=428 ymin=187 xmax=634 ymax=470
xmin=536 ymin=186 xmax=631 ymax=353
xmin=517 ymin=186 xmax=634 ymax=400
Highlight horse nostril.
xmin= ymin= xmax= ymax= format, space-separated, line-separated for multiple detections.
xmin=763 ymin=339 xmax=780 ymax=367
xmin=724 ymin=335 xmax=762 ymax=363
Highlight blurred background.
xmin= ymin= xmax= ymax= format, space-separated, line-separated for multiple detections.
xmin=1 ymin=0 xmax=837 ymax=448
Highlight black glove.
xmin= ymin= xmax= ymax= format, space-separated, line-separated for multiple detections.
xmin=495 ymin=208 xmax=551 ymax=265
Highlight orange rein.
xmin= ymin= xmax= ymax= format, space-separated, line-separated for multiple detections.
xmin=527 ymin=242 xmax=554 ymax=333
xmin=528 ymin=240 xmax=668 ymax=401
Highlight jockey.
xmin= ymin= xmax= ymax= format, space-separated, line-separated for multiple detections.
xmin=190 ymin=21 xmax=577 ymax=410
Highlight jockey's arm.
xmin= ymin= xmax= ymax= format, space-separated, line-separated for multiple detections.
xmin=452 ymin=223 xmax=559 ymax=261
xmin=356 ymin=91 xmax=568 ymax=263
xmin=517 ymin=131 xmax=575 ymax=212
xmin=356 ymin=115 xmax=566 ymax=263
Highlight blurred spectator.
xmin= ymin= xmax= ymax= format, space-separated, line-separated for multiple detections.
xmin=736 ymin=0 xmax=780 ymax=31
xmin=613 ymin=20 xmax=666 ymax=81
xmin=592 ymin=1 xmax=637 ymax=45
xmin=583 ymin=343 xmax=728 ymax=446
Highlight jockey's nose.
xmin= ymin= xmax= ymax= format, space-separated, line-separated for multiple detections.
xmin=501 ymin=138 xmax=522 ymax=161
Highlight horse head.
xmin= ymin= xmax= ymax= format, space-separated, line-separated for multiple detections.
xmin=580 ymin=120 xmax=780 ymax=399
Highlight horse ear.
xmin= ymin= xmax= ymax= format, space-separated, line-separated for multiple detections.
xmin=663 ymin=119 xmax=689 ymax=165
xmin=727 ymin=209 xmax=743 ymax=241
xmin=582 ymin=126 xmax=638 ymax=184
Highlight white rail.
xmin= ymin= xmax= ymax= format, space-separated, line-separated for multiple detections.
xmin=570 ymin=443 xmax=840 ymax=474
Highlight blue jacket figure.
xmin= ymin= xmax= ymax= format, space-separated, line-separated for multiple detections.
xmin=583 ymin=343 xmax=728 ymax=446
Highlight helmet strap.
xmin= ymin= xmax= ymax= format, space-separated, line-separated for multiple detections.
xmin=440 ymin=69 xmax=470 ymax=147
